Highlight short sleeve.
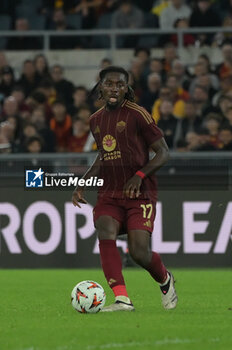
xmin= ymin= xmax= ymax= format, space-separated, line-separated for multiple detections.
xmin=136 ymin=109 xmax=164 ymax=147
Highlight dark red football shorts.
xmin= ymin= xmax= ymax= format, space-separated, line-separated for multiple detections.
xmin=93 ymin=197 xmax=156 ymax=234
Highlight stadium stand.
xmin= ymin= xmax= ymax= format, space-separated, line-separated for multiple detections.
xmin=0 ymin=0 xmax=232 ymax=154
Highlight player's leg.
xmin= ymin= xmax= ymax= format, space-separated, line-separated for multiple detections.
xmin=96 ymin=215 xmax=127 ymax=296
xmin=127 ymin=229 xmax=178 ymax=309
xmin=127 ymin=229 xmax=167 ymax=282
xmin=93 ymin=199 xmax=134 ymax=311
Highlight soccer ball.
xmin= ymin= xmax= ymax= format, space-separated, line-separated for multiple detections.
xmin=71 ymin=280 xmax=106 ymax=314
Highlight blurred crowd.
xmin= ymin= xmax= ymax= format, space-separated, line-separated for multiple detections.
xmin=1 ymin=0 xmax=232 ymax=49
xmin=1 ymin=43 xmax=232 ymax=154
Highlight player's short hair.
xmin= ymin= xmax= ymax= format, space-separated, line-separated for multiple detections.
xmin=99 ymin=66 xmax=129 ymax=82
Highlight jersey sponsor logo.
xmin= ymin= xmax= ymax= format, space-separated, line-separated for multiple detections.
xmin=116 ymin=121 xmax=126 ymax=132
xmin=102 ymin=134 xmax=116 ymax=152
xmin=103 ymin=150 xmax=121 ymax=161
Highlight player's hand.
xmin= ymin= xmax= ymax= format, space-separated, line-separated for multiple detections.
xmin=123 ymin=175 xmax=142 ymax=199
xmin=72 ymin=186 xmax=87 ymax=208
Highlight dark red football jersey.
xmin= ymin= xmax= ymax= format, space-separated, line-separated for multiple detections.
xmin=89 ymin=99 xmax=163 ymax=201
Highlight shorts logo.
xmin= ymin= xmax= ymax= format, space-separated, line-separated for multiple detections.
xmin=25 ymin=168 xmax=44 ymax=188
xmin=102 ymin=134 xmax=116 ymax=152
xmin=144 ymin=219 xmax=152 ymax=228
xmin=116 ymin=121 xmax=126 ymax=133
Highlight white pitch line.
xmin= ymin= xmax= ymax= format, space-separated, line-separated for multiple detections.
xmin=17 ymin=338 xmax=220 ymax=350
xmin=86 ymin=337 xmax=220 ymax=350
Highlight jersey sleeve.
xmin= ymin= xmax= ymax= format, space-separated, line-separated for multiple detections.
xmin=136 ymin=108 xmax=164 ymax=147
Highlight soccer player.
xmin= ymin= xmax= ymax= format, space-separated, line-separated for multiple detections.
xmin=72 ymin=66 xmax=178 ymax=312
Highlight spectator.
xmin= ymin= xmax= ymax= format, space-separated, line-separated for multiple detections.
xmin=197 ymin=54 xmax=214 ymax=73
xmin=171 ymin=59 xmax=190 ymax=91
xmin=213 ymin=16 xmax=232 ymax=47
xmin=191 ymin=84 xmax=216 ymax=118
xmin=50 ymin=100 xmax=72 ymax=152
xmin=67 ymin=117 xmax=90 ymax=152
xmin=151 ymin=0 xmax=169 ymax=17
xmin=216 ymin=43 xmax=232 ymax=79
xmin=111 ymin=0 xmax=144 ymax=47
xmin=148 ymin=58 xmax=166 ymax=82
xmin=135 ymin=48 xmax=151 ymax=85
xmin=76 ymin=106 xmax=96 ymax=151
xmin=140 ymin=73 xmax=161 ymax=113
xmin=7 ymin=19 xmax=42 ymax=51
xmin=160 ymin=0 xmax=191 ymax=30
xmin=152 ymin=85 xmax=186 ymax=122
xmin=73 ymin=0 xmax=103 ymax=29
xmin=11 ymin=85 xmax=31 ymax=119
xmin=133 ymin=0 xmax=154 ymax=12
xmin=134 ymin=48 xmax=151 ymax=67
xmin=177 ymin=99 xmax=202 ymax=140
xmin=34 ymin=54 xmax=51 ymax=84
xmin=68 ymin=86 xmax=89 ymax=117
xmin=219 ymin=126 xmax=232 ymax=150
xmin=25 ymin=135 xmax=44 ymax=153
xmin=189 ymin=0 xmax=221 ymax=45
xmin=185 ymin=129 xmax=216 ymax=151
xmin=212 ymin=75 xmax=232 ymax=106
xmin=26 ymin=91 xmax=53 ymax=122
xmin=100 ymin=58 xmax=112 ymax=69
xmin=196 ymin=74 xmax=218 ymax=100
xmin=0 ymin=96 xmax=19 ymax=122
xmin=171 ymin=18 xmax=195 ymax=47
xmin=218 ymin=94 xmax=232 ymax=120
xmin=77 ymin=106 xmax=92 ymax=131
xmin=38 ymin=79 xmax=57 ymax=105
xmin=40 ymin=0 xmax=77 ymax=15
xmin=157 ymin=99 xmax=178 ymax=149
xmin=0 ymin=122 xmax=12 ymax=153
xmin=17 ymin=60 xmax=40 ymax=97
xmin=49 ymin=9 xmax=81 ymax=49
xmin=203 ymin=113 xmax=222 ymax=148
xmin=161 ymin=43 xmax=178 ymax=75
xmin=6 ymin=115 xmax=22 ymax=152
xmin=0 ymin=66 xmax=15 ymax=99
xmin=31 ymin=108 xmax=56 ymax=152
xmin=189 ymin=62 xmax=219 ymax=96
xmin=129 ymin=58 xmax=145 ymax=97
xmin=51 ymin=64 xmax=74 ymax=106
xmin=166 ymin=73 xmax=190 ymax=101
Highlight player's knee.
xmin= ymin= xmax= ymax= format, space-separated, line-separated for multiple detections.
xmin=95 ymin=216 xmax=118 ymax=240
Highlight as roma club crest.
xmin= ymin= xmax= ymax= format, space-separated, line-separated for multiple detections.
xmin=116 ymin=121 xmax=126 ymax=133
xmin=102 ymin=134 xmax=117 ymax=152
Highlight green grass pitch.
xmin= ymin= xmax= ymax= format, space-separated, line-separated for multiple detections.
xmin=1 ymin=268 xmax=232 ymax=350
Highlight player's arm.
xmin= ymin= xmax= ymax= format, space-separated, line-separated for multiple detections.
xmin=123 ymin=138 xmax=169 ymax=198
xmin=140 ymin=137 xmax=170 ymax=176
xmin=72 ymin=153 xmax=101 ymax=208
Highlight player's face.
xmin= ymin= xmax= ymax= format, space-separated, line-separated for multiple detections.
xmin=101 ymin=72 xmax=128 ymax=109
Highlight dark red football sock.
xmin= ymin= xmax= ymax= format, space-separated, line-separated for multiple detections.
xmin=146 ymin=252 xmax=168 ymax=284
xmin=99 ymin=239 xmax=128 ymax=297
